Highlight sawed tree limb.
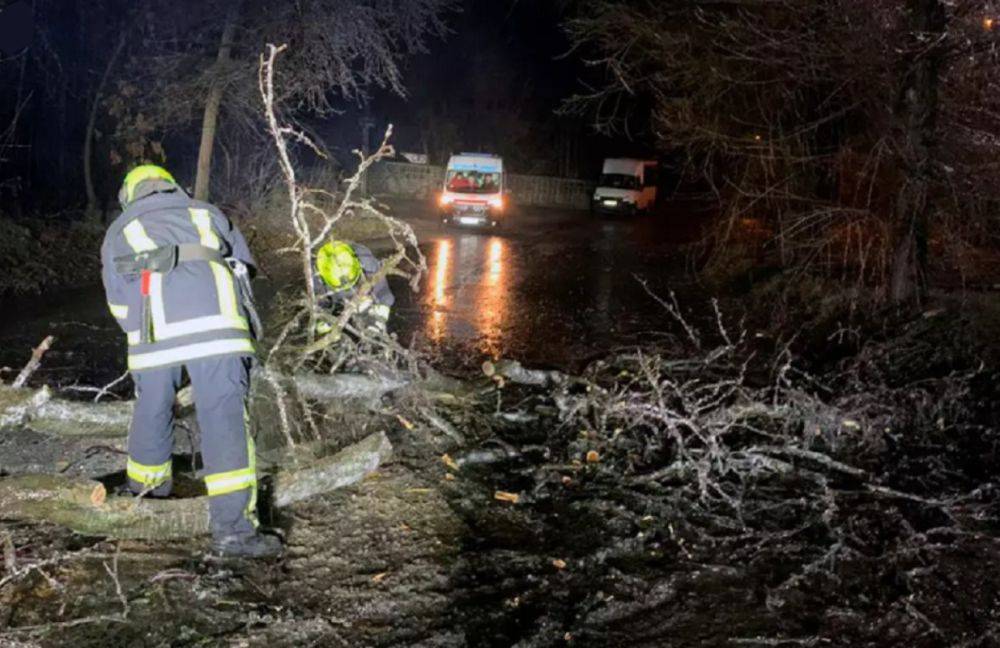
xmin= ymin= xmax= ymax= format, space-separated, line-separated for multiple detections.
xmin=0 ymin=432 xmax=392 ymax=540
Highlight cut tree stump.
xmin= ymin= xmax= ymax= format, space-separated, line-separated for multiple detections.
xmin=0 ymin=432 xmax=392 ymax=540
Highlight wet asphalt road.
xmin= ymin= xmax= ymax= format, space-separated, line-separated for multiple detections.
xmin=390 ymin=199 xmax=704 ymax=371
xmin=0 ymin=200 xmax=705 ymax=386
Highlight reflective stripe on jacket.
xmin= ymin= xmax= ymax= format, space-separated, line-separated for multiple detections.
xmin=100 ymin=189 xmax=257 ymax=371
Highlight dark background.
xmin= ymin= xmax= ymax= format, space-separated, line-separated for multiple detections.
xmin=0 ymin=0 xmax=654 ymax=215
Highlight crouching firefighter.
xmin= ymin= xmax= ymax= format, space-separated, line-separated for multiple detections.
xmin=313 ymin=240 xmax=395 ymax=337
xmin=100 ymin=164 xmax=280 ymax=558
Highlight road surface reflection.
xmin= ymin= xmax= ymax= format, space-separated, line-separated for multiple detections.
xmin=392 ymin=204 xmax=701 ymax=370
xmin=426 ymin=235 xmax=509 ymax=358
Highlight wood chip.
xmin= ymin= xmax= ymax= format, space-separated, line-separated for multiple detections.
xmin=396 ymin=415 xmax=415 ymax=430
xmin=586 ymin=450 xmax=600 ymax=464
xmin=561 ymin=475 xmax=572 ymax=486
xmin=441 ymin=453 xmax=460 ymax=471
xmin=371 ymin=572 xmax=388 ymax=583
xmin=494 ymin=490 xmax=520 ymax=504
xmin=552 ymin=558 xmax=567 ymax=570
xmin=444 ymin=473 xmax=456 ymax=481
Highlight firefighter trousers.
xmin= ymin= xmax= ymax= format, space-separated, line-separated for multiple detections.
xmin=126 ymin=355 xmax=258 ymax=538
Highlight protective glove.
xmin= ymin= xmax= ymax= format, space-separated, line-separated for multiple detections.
xmin=364 ymin=316 xmax=387 ymax=337
xmin=361 ymin=304 xmax=390 ymax=337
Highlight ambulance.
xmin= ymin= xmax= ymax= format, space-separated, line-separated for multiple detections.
xmin=439 ymin=153 xmax=505 ymax=228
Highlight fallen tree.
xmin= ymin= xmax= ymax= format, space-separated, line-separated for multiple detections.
xmin=0 ymin=432 xmax=392 ymax=540
xmin=0 ymin=367 xmax=475 ymax=441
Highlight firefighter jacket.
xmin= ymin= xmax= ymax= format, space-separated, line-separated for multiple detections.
xmin=101 ymin=188 xmax=257 ymax=371
xmin=314 ymin=243 xmax=395 ymax=321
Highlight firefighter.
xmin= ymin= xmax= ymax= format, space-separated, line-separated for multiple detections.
xmin=101 ymin=164 xmax=281 ymax=558
xmin=313 ymin=240 xmax=394 ymax=336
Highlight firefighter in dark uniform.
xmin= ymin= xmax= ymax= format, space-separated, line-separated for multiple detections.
xmin=101 ymin=164 xmax=281 ymax=558
xmin=313 ymin=239 xmax=394 ymax=337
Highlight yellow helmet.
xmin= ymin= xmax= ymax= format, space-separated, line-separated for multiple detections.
xmin=119 ymin=164 xmax=176 ymax=207
xmin=316 ymin=240 xmax=362 ymax=290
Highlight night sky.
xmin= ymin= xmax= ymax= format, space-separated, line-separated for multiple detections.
xmin=320 ymin=0 xmax=646 ymax=179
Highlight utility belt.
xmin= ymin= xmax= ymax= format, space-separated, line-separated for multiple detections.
xmin=114 ymin=244 xmax=263 ymax=344
xmin=114 ymin=243 xmax=224 ymax=276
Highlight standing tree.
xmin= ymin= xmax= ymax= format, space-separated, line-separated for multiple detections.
xmin=106 ymin=0 xmax=454 ymax=201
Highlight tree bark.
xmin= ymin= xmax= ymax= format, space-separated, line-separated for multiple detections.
xmin=193 ymin=2 xmax=240 ymax=202
xmin=890 ymin=0 xmax=946 ymax=306
xmin=0 ymin=432 xmax=392 ymax=540
xmin=84 ymin=32 xmax=127 ymax=221
xmin=0 ymin=370 xmax=472 ymax=440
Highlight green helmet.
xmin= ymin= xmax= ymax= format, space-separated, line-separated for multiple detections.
xmin=316 ymin=240 xmax=362 ymax=290
xmin=119 ymin=164 xmax=177 ymax=208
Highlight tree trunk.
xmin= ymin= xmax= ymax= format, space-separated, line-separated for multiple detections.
xmin=889 ymin=0 xmax=946 ymax=306
xmin=84 ymin=33 xmax=127 ymax=221
xmin=193 ymin=2 xmax=240 ymax=202
xmin=0 ymin=370 xmax=472 ymax=441
xmin=0 ymin=432 xmax=392 ymax=540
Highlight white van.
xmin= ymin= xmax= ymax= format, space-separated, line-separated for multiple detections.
xmin=439 ymin=153 xmax=505 ymax=228
xmin=592 ymin=158 xmax=658 ymax=215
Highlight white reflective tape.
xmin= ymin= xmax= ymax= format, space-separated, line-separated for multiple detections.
xmin=123 ymin=220 xmax=157 ymax=252
xmin=127 ymin=457 xmax=172 ymax=485
xmin=121 ymin=210 xmax=246 ymax=344
xmin=128 ymin=338 xmax=254 ymax=370
xmin=190 ymin=209 xmax=221 ymax=250
xmin=148 ymin=272 xmax=247 ymax=340
xmin=108 ymin=303 xmax=129 ymax=319
xmin=205 ymin=468 xmax=256 ymax=496
xmin=209 ymin=260 xmax=241 ymax=319
xmin=139 ymin=208 xmax=242 ymax=339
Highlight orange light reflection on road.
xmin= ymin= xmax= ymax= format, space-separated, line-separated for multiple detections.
xmin=434 ymin=240 xmax=451 ymax=306
xmin=429 ymin=239 xmax=451 ymax=342
xmin=478 ymin=237 xmax=507 ymax=357
xmin=487 ymin=238 xmax=502 ymax=286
